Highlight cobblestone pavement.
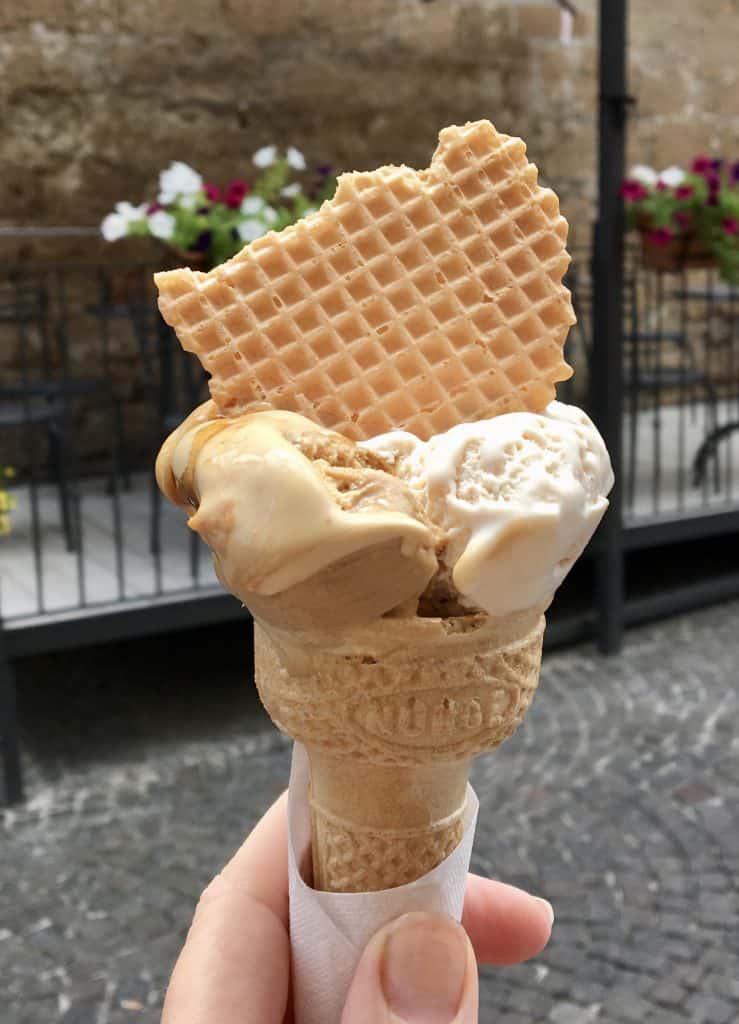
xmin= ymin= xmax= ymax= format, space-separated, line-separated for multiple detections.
xmin=3 ymin=602 xmax=738 ymax=1023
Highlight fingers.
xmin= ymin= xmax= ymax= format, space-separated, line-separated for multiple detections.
xmin=462 ymin=873 xmax=554 ymax=966
xmin=341 ymin=912 xmax=478 ymax=1024
xmin=199 ymin=790 xmax=290 ymax=924
xmin=340 ymin=878 xmax=552 ymax=1022
xmin=161 ymin=791 xmax=291 ymax=1024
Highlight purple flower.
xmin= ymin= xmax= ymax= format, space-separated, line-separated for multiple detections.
xmin=723 ymin=217 xmax=739 ymax=235
xmin=730 ymin=161 xmax=739 ymax=184
xmin=204 ymin=183 xmax=221 ymax=202
xmin=316 ymin=164 xmax=334 ymax=177
xmin=711 ymin=157 xmax=724 ymax=172
xmin=225 ymin=180 xmax=250 ymax=209
xmin=656 ymin=181 xmax=669 ymax=192
xmin=706 ymin=172 xmax=721 ymax=194
xmin=675 ymin=184 xmax=694 ymax=200
xmin=691 ymin=154 xmax=713 ymax=175
xmin=147 ymin=202 xmax=164 ymax=214
xmin=194 ymin=230 xmax=212 ymax=252
xmin=648 ymin=227 xmax=674 ymax=247
xmin=674 ymin=210 xmax=693 ymax=229
xmin=621 ymin=180 xmax=648 ymax=201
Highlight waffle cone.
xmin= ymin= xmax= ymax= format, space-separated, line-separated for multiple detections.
xmin=254 ymin=608 xmax=544 ymax=892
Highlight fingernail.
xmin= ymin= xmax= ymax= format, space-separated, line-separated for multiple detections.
xmin=380 ymin=912 xmax=469 ymax=1023
xmin=536 ymin=898 xmax=555 ymax=927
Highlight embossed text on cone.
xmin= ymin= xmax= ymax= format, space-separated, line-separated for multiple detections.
xmin=255 ymin=609 xmax=545 ymax=893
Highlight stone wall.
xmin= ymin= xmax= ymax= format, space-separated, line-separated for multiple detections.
xmin=2 ymin=0 xmax=738 ymax=251
xmin=1 ymin=0 xmax=738 ymax=470
xmin=3 ymin=0 xmax=738 ymax=250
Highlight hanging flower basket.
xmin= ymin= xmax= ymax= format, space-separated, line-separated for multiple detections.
xmin=638 ymin=223 xmax=715 ymax=273
xmin=99 ymin=149 xmax=338 ymax=270
xmin=622 ymin=158 xmax=739 ymax=283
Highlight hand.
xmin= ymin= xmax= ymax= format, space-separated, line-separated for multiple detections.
xmin=162 ymin=792 xmax=553 ymax=1023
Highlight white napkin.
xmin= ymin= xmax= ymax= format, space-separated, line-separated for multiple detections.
xmin=287 ymin=742 xmax=479 ymax=1024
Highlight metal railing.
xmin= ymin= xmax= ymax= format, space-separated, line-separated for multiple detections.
xmin=2 ymin=254 xmax=738 ymax=626
xmin=1 ymin=248 xmax=738 ymax=802
xmin=0 ymin=262 xmax=233 ymax=634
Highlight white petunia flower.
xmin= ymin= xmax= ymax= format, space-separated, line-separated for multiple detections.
xmin=262 ymin=206 xmax=278 ymax=225
xmin=303 ymin=205 xmax=318 ymax=217
xmin=629 ymin=164 xmax=658 ymax=185
xmin=280 ymin=182 xmax=302 ymax=198
xmin=241 ymin=195 xmax=265 ymax=215
xmin=238 ymin=219 xmax=267 ymax=242
xmin=158 ymin=161 xmax=203 ymax=204
xmin=148 ymin=211 xmax=176 ymax=241
xmin=658 ymin=165 xmax=686 ymax=187
xmin=101 ymin=213 xmax=128 ymax=242
xmin=253 ymin=145 xmax=277 ymax=168
xmin=178 ymin=193 xmax=200 ymax=211
xmin=115 ymin=201 xmax=148 ymax=223
xmin=286 ymin=146 xmax=306 ymax=171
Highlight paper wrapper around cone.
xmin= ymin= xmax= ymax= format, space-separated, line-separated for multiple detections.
xmin=255 ymin=608 xmax=545 ymax=892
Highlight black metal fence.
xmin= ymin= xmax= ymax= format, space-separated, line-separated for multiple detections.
xmin=2 ymin=252 xmax=736 ymax=625
xmin=1 ymin=247 xmax=738 ymax=801
xmin=0 ymin=262 xmax=224 ymax=629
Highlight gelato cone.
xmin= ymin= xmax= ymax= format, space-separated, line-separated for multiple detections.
xmin=154 ymin=122 xmax=613 ymax=918
xmin=254 ymin=608 xmax=544 ymax=892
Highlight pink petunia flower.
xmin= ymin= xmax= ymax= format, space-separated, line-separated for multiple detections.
xmin=648 ymin=227 xmax=674 ymax=247
xmin=620 ymin=180 xmax=648 ymax=201
xmin=204 ymin=183 xmax=221 ymax=202
xmin=675 ymin=185 xmax=694 ymax=200
xmin=674 ymin=211 xmax=692 ymax=230
xmin=723 ymin=217 xmax=739 ymax=235
xmin=226 ymin=180 xmax=250 ymax=209
xmin=147 ymin=202 xmax=164 ymax=214
xmin=691 ymin=155 xmax=713 ymax=175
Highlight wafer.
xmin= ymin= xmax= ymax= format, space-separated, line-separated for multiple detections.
xmin=155 ymin=120 xmax=575 ymax=441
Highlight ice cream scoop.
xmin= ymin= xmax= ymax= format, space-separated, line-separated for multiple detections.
xmin=363 ymin=401 xmax=614 ymax=617
xmin=156 ymin=402 xmax=438 ymax=629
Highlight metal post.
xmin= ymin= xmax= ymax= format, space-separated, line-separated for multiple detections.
xmin=591 ymin=0 xmax=629 ymax=653
xmin=0 ymin=626 xmax=23 ymax=804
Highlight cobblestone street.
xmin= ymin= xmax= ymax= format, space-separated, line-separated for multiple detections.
xmin=2 ymin=601 xmax=738 ymax=1023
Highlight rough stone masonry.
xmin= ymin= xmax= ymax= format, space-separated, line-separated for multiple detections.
xmin=1 ymin=0 xmax=738 ymax=472
xmin=1 ymin=0 xmax=738 ymax=250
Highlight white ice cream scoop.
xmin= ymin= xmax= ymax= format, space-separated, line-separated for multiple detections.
xmin=364 ymin=401 xmax=614 ymax=617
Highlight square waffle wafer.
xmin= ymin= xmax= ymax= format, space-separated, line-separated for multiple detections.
xmin=155 ymin=120 xmax=575 ymax=441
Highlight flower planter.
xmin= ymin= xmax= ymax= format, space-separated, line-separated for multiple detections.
xmin=639 ymin=229 xmax=716 ymax=273
xmin=169 ymin=249 xmax=211 ymax=272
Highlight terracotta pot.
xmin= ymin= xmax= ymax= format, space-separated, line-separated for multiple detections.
xmin=638 ymin=227 xmax=715 ymax=273
xmin=168 ymin=248 xmax=211 ymax=272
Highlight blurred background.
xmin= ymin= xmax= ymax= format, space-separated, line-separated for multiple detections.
xmin=1 ymin=2 xmax=738 ymax=1022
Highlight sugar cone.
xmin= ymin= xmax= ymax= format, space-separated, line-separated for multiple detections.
xmin=254 ymin=608 xmax=544 ymax=892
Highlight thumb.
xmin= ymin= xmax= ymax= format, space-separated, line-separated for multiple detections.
xmin=341 ymin=912 xmax=478 ymax=1023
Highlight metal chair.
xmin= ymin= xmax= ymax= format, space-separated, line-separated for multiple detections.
xmin=0 ymin=387 xmax=78 ymax=550
xmin=621 ymin=250 xmax=722 ymax=507
xmin=0 ymin=277 xmax=83 ymax=549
